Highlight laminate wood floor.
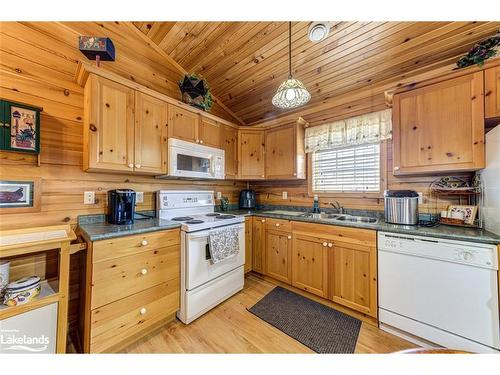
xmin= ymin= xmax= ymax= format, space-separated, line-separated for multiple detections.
xmin=124 ymin=274 xmax=416 ymax=354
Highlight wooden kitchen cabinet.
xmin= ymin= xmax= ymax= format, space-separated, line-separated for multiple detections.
xmin=252 ymin=217 xmax=266 ymax=273
xmin=485 ymin=65 xmax=500 ymax=119
xmin=199 ymin=116 xmax=221 ymax=148
xmin=292 ymin=234 xmax=328 ymax=298
xmin=328 ymin=241 xmax=377 ymax=318
xmin=265 ymin=229 xmax=292 ymax=284
xmin=238 ymin=129 xmax=265 ymax=179
xmin=265 ymin=122 xmax=306 ymax=180
xmin=134 ymin=92 xmax=168 ymax=174
xmin=221 ymin=124 xmax=238 ymax=179
xmin=392 ymin=71 xmax=485 ymax=175
xmin=244 ymin=216 xmax=253 ymax=273
xmin=167 ymin=105 xmax=199 ymax=143
xmin=84 ymin=74 xmax=135 ymax=173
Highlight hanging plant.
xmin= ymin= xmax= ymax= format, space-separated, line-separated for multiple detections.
xmin=178 ymin=73 xmax=213 ymax=112
xmin=456 ymin=31 xmax=500 ymax=69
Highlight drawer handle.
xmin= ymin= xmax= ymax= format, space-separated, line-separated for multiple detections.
xmin=328 ymin=243 xmax=333 ymax=248
xmin=322 ymin=242 xmax=327 ymax=247
xmin=275 ymin=223 xmax=280 ymax=227
xmin=141 ymin=240 xmax=148 ymax=246
xmin=140 ymin=268 xmax=148 ymax=275
xmin=139 ymin=307 xmax=147 ymax=315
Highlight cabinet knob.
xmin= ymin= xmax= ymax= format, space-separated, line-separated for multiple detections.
xmin=293 ymin=173 xmax=296 ymax=176
xmin=196 ymin=139 xmax=200 ymax=143
xmin=322 ymin=242 xmax=328 ymax=247
xmin=261 ymin=175 xmax=264 ymax=178
xmin=140 ymin=268 xmax=148 ymax=275
xmin=136 ymin=164 xmax=141 ymax=168
xmin=128 ymin=163 xmax=134 ymax=168
xmin=328 ymin=243 xmax=333 ymax=248
xmin=200 ymin=140 xmax=204 ymax=144
xmin=394 ymin=166 xmax=400 ymax=171
xmin=287 ymin=235 xmax=292 ymax=240
xmin=275 ymin=223 xmax=280 ymax=227
xmin=139 ymin=307 xmax=147 ymax=315
xmin=141 ymin=240 xmax=148 ymax=246
xmin=261 ymin=219 xmax=266 ymax=223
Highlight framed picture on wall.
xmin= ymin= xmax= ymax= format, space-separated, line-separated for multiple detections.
xmin=0 ymin=178 xmax=41 ymax=213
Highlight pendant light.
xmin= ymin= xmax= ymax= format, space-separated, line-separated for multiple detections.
xmin=272 ymin=22 xmax=311 ymax=109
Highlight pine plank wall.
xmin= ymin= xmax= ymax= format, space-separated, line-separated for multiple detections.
xmin=0 ymin=22 xmax=464 ymax=341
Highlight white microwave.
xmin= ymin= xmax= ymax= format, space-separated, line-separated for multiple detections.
xmin=166 ymin=138 xmax=225 ymax=179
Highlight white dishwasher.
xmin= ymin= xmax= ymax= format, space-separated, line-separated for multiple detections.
xmin=378 ymin=232 xmax=499 ymax=353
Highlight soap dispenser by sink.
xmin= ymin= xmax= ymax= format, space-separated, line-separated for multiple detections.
xmin=312 ymin=194 xmax=321 ymax=218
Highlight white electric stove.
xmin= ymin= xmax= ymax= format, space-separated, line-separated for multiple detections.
xmin=157 ymin=190 xmax=245 ymax=324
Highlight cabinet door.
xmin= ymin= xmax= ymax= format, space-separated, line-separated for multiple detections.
xmin=252 ymin=217 xmax=266 ymax=273
xmin=244 ymin=217 xmax=253 ymax=273
xmin=392 ymin=72 xmax=484 ymax=174
xmin=238 ymin=130 xmax=265 ymax=179
xmin=84 ymin=75 xmax=135 ymax=172
xmin=265 ymin=229 xmax=292 ymax=284
xmin=199 ymin=116 xmax=221 ymax=148
xmin=292 ymin=234 xmax=328 ymax=298
xmin=328 ymin=241 xmax=377 ymax=317
xmin=134 ymin=93 xmax=168 ymax=175
xmin=485 ymin=66 xmax=500 ymax=119
xmin=221 ymin=125 xmax=238 ymax=179
xmin=265 ymin=124 xmax=296 ymax=179
xmin=167 ymin=105 xmax=199 ymax=143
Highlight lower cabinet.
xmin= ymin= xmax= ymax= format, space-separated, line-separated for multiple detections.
xmin=81 ymin=228 xmax=180 ymax=353
xmin=328 ymin=241 xmax=378 ymax=317
xmin=252 ymin=217 xmax=266 ymax=274
xmin=244 ymin=217 xmax=253 ymax=273
xmin=291 ymin=234 xmax=328 ymax=298
xmin=265 ymin=229 xmax=292 ymax=284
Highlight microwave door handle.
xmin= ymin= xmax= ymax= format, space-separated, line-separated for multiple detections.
xmin=210 ymin=155 xmax=216 ymax=176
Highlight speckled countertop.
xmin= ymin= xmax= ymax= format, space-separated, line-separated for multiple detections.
xmin=222 ymin=208 xmax=500 ymax=245
xmin=78 ymin=214 xmax=181 ymax=242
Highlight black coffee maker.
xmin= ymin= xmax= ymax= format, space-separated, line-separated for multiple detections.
xmin=239 ymin=189 xmax=256 ymax=209
xmin=107 ymin=189 xmax=136 ymax=225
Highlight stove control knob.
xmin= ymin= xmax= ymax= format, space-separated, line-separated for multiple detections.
xmin=141 ymin=240 xmax=148 ymax=246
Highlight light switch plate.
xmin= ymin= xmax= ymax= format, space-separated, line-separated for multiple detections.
xmin=216 ymin=191 xmax=222 ymax=199
xmin=84 ymin=191 xmax=95 ymax=205
xmin=136 ymin=192 xmax=144 ymax=204
xmin=282 ymin=191 xmax=288 ymax=200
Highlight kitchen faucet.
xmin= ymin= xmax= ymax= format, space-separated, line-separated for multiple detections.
xmin=329 ymin=201 xmax=344 ymax=214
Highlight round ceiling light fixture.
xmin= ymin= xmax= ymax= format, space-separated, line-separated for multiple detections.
xmin=308 ymin=22 xmax=331 ymax=42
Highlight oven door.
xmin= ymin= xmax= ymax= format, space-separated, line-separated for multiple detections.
xmin=184 ymin=224 xmax=245 ymax=291
xmin=169 ymin=139 xmax=224 ymax=179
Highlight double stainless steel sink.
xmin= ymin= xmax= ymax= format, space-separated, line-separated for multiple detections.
xmin=259 ymin=210 xmax=378 ymax=224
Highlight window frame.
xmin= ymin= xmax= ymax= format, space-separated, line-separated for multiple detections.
xmin=307 ymin=140 xmax=388 ymax=199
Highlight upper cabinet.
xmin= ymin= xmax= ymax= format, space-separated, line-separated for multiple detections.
xmin=392 ymin=71 xmax=485 ymax=175
xmin=265 ymin=123 xmax=306 ymax=180
xmin=238 ymin=129 xmax=265 ymax=179
xmin=134 ymin=92 xmax=168 ymax=175
xmin=199 ymin=116 xmax=221 ymax=148
xmin=221 ymin=125 xmax=238 ymax=179
xmin=485 ymin=65 xmax=500 ymax=119
xmin=84 ymin=75 xmax=135 ymax=173
xmin=167 ymin=105 xmax=199 ymax=144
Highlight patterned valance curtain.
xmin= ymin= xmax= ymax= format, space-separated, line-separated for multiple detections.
xmin=304 ymin=109 xmax=392 ymax=153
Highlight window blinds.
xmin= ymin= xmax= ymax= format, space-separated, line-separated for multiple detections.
xmin=312 ymin=143 xmax=380 ymax=192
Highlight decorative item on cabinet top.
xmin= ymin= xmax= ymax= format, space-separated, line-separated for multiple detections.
xmin=78 ymin=36 xmax=115 ymax=67
xmin=179 ymin=74 xmax=213 ymax=112
xmin=456 ymin=30 xmax=500 ymax=69
xmin=0 ymin=99 xmax=41 ymax=154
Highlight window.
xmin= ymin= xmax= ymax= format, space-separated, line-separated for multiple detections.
xmin=311 ymin=143 xmax=381 ymax=193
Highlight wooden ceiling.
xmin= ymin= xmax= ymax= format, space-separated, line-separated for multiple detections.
xmin=133 ymin=21 xmax=500 ymax=126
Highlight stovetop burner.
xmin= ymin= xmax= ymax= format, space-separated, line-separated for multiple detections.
xmin=216 ymin=214 xmax=236 ymax=220
xmin=172 ymin=216 xmax=194 ymax=221
xmin=205 ymin=213 xmax=221 ymax=217
xmin=186 ymin=220 xmax=204 ymax=224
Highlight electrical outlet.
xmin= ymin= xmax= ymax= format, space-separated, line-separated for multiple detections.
xmin=84 ymin=191 xmax=95 ymax=205
xmin=216 ymin=191 xmax=222 ymax=199
xmin=417 ymin=192 xmax=423 ymax=204
xmin=136 ymin=192 xmax=144 ymax=204
xmin=282 ymin=191 xmax=288 ymax=200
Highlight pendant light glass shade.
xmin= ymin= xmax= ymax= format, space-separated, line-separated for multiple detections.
xmin=272 ymin=22 xmax=311 ymax=109
xmin=272 ymin=77 xmax=311 ymax=109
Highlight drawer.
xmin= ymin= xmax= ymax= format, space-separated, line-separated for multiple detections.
xmin=92 ymin=229 xmax=180 ymax=263
xmin=90 ymin=279 xmax=179 ymax=353
xmin=291 ymin=221 xmax=376 ymax=247
xmin=265 ymin=218 xmax=292 ymax=232
xmin=91 ymin=244 xmax=179 ymax=309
